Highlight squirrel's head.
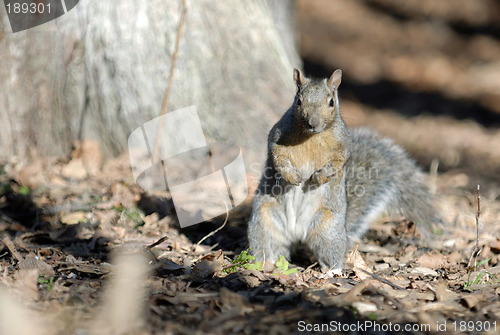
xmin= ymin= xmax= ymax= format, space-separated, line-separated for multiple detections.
xmin=292 ymin=68 xmax=342 ymax=133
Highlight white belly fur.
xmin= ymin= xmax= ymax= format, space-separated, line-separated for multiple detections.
xmin=280 ymin=181 xmax=327 ymax=243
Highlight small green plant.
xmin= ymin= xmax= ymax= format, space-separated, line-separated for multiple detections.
xmin=38 ymin=274 xmax=55 ymax=291
xmin=432 ymin=226 xmax=443 ymax=235
xmin=463 ymin=271 xmax=486 ymax=290
xmin=115 ymin=205 xmax=145 ymax=226
xmin=476 ymin=258 xmax=491 ymax=268
xmin=463 ymin=258 xmax=494 ymax=290
xmin=274 ymin=255 xmax=297 ymax=275
xmin=350 ymin=305 xmax=359 ymax=320
xmin=17 ymin=185 xmax=30 ymax=195
xmin=221 ymin=251 xmax=299 ymax=276
xmin=1 ymin=182 xmax=30 ymax=195
xmin=221 ymin=250 xmax=263 ymax=275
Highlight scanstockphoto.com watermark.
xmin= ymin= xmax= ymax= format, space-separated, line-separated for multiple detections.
xmin=128 ymin=106 xmax=249 ymax=228
xmin=297 ymin=320 xmax=498 ymax=333
xmin=252 ymin=163 xmax=379 ymax=198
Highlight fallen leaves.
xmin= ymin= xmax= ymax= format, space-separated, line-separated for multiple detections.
xmin=1 ymin=152 xmax=500 ymax=334
xmin=60 ymin=211 xmax=88 ymax=225
xmin=347 ymin=247 xmax=372 ymax=281
xmin=192 ymin=250 xmax=224 ymax=278
xmin=417 ymin=252 xmax=450 ymax=269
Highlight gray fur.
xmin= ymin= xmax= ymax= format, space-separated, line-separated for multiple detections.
xmin=248 ymin=69 xmax=441 ymax=272
xmin=345 ymin=128 xmax=441 ymax=239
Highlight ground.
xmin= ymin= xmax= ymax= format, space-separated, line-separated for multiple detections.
xmin=1 ymin=120 xmax=499 ymax=335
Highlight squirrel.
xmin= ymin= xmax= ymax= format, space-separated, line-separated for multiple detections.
xmin=247 ymin=68 xmax=442 ymax=274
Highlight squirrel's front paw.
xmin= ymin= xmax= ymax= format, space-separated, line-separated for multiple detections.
xmin=311 ymin=163 xmax=341 ymax=185
xmin=311 ymin=167 xmax=336 ymax=185
xmin=274 ymin=158 xmax=302 ymax=185
xmin=279 ymin=169 xmax=301 ymax=186
xmin=311 ymin=169 xmax=330 ymax=185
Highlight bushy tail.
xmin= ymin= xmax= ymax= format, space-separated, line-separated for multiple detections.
xmin=390 ymin=173 xmax=443 ymax=233
xmin=345 ymin=128 xmax=443 ymax=239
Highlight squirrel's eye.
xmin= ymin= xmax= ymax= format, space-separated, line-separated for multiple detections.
xmin=329 ymin=99 xmax=334 ymax=107
xmin=297 ymin=98 xmax=302 ymax=106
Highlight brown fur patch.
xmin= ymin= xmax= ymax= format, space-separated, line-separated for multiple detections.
xmin=272 ymin=130 xmax=346 ymax=175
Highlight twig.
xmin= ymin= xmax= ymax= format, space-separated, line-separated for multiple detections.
xmin=357 ymin=268 xmax=405 ymax=290
xmin=364 ymin=286 xmax=405 ymax=310
xmin=1 ymin=236 xmax=24 ymax=263
xmin=467 ymin=185 xmax=482 ymax=268
xmin=475 ymin=184 xmax=481 ymax=252
xmin=196 ymin=201 xmax=229 ymax=247
xmin=146 ymin=236 xmax=169 ymax=250
xmin=153 ymin=0 xmax=188 ymax=163
xmin=220 ymin=261 xmax=248 ymax=271
xmin=305 ymin=262 xmax=318 ymax=272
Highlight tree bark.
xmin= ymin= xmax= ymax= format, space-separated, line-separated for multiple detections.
xmin=0 ymin=0 xmax=300 ymax=167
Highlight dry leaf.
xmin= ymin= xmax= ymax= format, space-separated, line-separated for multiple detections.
xmin=60 ymin=211 xmax=87 ymax=225
xmin=162 ymin=259 xmax=185 ymax=271
xmin=398 ymin=245 xmax=418 ymax=263
xmin=192 ymin=253 xmax=224 ymax=278
xmin=411 ymin=267 xmax=439 ymax=277
xmin=240 ymin=269 xmax=267 ymax=281
xmin=417 ymin=252 xmax=448 ymax=269
xmin=12 ymin=269 xmax=40 ymax=301
xmin=374 ymin=263 xmax=390 ymax=271
xmin=346 ymin=247 xmax=371 ymax=281
xmin=433 ymin=282 xmax=459 ymax=302
xmin=18 ymin=255 xmax=55 ymax=277
xmin=219 ymin=288 xmax=252 ymax=314
xmin=490 ymin=239 xmax=500 ymax=254
xmin=460 ymin=294 xmax=484 ymax=309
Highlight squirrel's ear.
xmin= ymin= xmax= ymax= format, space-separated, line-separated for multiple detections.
xmin=327 ymin=69 xmax=342 ymax=90
xmin=293 ymin=68 xmax=306 ymax=88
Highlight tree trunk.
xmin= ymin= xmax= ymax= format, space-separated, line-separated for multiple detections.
xmin=0 ymin=0 xmax=300 ymax=168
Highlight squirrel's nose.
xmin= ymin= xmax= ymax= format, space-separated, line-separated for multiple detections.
xmin=308 ymin=113 xmax=321 ymax=129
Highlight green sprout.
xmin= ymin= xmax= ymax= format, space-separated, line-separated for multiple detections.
xmin=463 ymin=258 xmax=497 ymax=290
xmin=115 ymin=205 xmax=145 ymax=227
xmin=17 ymin=185 xmax=31 ymax=195
xmin=221 ymin=250 xmax=263 ymax=275
xmin=38 ymin=274 xmax=55 ymax=291
xmin=274 ymin=255 xmax=297 ymax=275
